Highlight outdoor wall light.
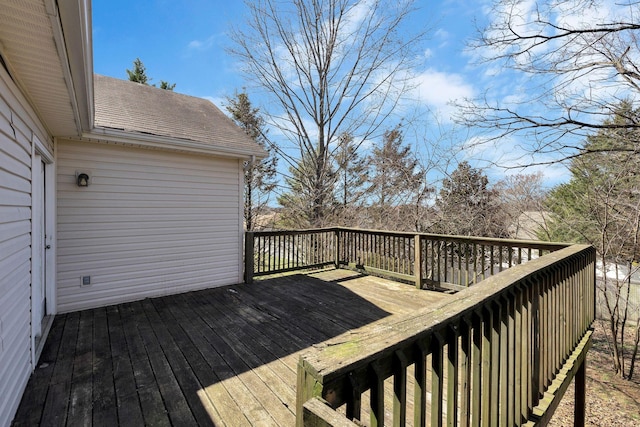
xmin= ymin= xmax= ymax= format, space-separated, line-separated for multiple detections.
xmin=76 ymin=173 xmax=90 ymax=187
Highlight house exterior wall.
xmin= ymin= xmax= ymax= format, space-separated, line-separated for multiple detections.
xmin=56 ymin=139 xmax=244 ymax=312
xmin=0 ymin=69 xmax=51 ymax=427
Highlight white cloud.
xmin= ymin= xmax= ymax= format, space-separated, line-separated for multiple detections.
xmin=434 ymin=28 xmax=451 ymax=48
xmin=462 ymin=134 xmax=570 ymax=186
xmin=187 ymin=35 xmax=216 ymax=51
xmin=411 ymin=69 xmax=475 ymax=119
xmin=342 ymin=0 xmax=375 ymax=34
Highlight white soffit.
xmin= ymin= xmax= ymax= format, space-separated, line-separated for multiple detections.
xmin=0 ymin=0 xmax=82 ymax=137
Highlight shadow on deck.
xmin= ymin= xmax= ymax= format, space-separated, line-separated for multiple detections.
xmin=12 ymin=270 xmax=448 ymax=426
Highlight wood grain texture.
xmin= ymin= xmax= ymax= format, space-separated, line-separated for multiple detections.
xmin=12 ymin=270 xmax=448 ymax=426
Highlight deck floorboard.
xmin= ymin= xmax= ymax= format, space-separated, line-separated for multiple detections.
xmin=12 ymin=269 xmax=448 ymax=426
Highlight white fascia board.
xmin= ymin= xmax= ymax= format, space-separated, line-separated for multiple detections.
xmin=50 ymin=0 xmax=94 ymax=134
xmin=83 ymin=127 xmax=268 ymax=160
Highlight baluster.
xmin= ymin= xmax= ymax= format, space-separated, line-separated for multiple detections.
xmin=473 ymin=244 xmax=478 ymax=285
xmin=498 ymin=298 xmax=509 ymax=425
xmin=490 ymin=303 xmax=501 ymax=424
xmin=459 ymin=318 xmax=472 ymax=427
xmin=446 ymin=326 xmax=459 ymax=427
xmin=513 ymin=288 xmax=523 ymax=424
xmin=346 ymin=373 xmax=362 ymax=422
xmin=507 ymin=291 xmax=517 ymax=426
xmin=457 ymin=242 xmax=463 ymax=286
xmin=480 ymin=245 xmax=486 ymax=282
xmin=471 ymin=313 xmax=482 ymax=427
xmin=394 ymin=351 xmax=409 ymax=427
xmin=443 ymin=241 xmax=448 ymax=283
xmin=266 ymin=234 xmax=270 ymax=271
xmin=436 ymin=239 xmax=441 ymax=283
xmin=490 ymin=245 xmax=495 ymax=276
xmin=431 ymin=334 xmax=444 ymax=427
xmin=464 ymin=243 xmax=469 ymax=286
xmin=371 ymin=362 xmax=385 ymax=427
xmin=531 ymin=279 xmax=541 ymax=410
xmin=481 ymin=307 xmax=493 ymax=427
xmin=414 ymin=339 xmax=429 ymax=427
xmin=277 ymin=233 xmax=281 ymax=270
xmin=256 ymin=235 xmax=262 ymax=273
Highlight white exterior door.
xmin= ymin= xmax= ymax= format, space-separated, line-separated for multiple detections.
xmin=31 ymin=156 xmax=46 ymax=349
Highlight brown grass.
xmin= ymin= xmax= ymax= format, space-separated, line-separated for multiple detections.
xmin=548 ymin=320 xmax=640 ymax=426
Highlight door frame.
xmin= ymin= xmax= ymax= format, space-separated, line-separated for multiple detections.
xmin=31 ymin=138 xmax=55 ymax=366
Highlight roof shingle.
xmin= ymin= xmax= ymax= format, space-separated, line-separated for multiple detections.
xmin=93 ymin=74 xmax=265 ymax=156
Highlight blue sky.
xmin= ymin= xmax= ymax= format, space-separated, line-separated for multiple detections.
xmin=91 ymin=0 xmax=571 ymax=186
xmin=93 ymin=1 xmax=478 ymax=101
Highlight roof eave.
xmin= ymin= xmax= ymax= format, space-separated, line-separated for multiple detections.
xmin=53 ymin=0 xmax=94 ymax=134
xmin=84 ymin=127 xmax=268 ymax=159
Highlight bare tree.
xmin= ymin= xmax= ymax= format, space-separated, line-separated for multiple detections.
xmin=494 ymin=172 xmax=548 ymax=239
xmin=544 ymin=103 xmax=640 ymax=379
xmin=457 ymin=0 xmax=640 ymax=165
xmin=331 ymin=133 xmax=368 ymax=227
xmin=230 ymin=0 xmax=424 ymax=226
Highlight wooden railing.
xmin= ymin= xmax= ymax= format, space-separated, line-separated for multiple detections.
xmin=245 ymin=227 xmax=567 ymax=289
xmin=296 ymin=243 xmax=596 ymax=426
xmin=244 ymin=229 xmax=336 ymax=282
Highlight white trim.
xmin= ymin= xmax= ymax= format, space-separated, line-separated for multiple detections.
xmin=83 ymin=127 xmax=267 ymax=159
xmin=46 ymin=0 xmax=83 ymax=134
xmin=238 ymin=159 xmax=245 ymax=282
xmin=30 ymin=152 xmax=44 ymax=367
xmin=45 ymin=146 xmax=56 ymax=315
xmin=33 ymin=134 xmax=54 ymax=163
xmin=30 ymin=136 xmax=56 ymax=368
xmin=53 ymin=0 xmax=94 ymax=133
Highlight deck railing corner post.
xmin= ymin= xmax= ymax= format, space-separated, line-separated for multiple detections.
xmin=414 ymin=234 xmax=422 ymax=289
xmin=334 ymin=228 xmax=341 ymax=269
xmin=296 ymin=358 xmax=322 ymax=427
xmin=244 ymin=231 xmax=255 ymax=284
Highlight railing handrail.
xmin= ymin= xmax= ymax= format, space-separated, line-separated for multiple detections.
xmin=249 ymin=227 xmax=339 ymax=236
xmin=249 ymin=226 xmax=569 ymax=251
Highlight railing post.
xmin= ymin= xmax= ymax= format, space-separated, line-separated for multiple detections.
xmin=414 ymin=234 xmax=422 ymax=289
xmin=244 ymin=231 xmax=254 ymax=284
xmin=297 ymin=358 xmax=323 ymax=427
xmin=575 ymin=357 xmax=586 ymax=427
xmin=334 ymin=228 xmax=340 ymax=269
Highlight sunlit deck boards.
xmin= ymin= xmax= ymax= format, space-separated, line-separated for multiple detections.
xmin=12 ymin=269 xmax=448 ymax=427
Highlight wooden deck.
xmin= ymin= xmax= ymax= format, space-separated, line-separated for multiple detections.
xmin=12 ymin=269 xmax=449 ymax=427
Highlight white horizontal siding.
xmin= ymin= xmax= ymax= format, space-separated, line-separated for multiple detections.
xmin=0 ymin=78 xmax=34 ymax=427
xmin=56 ymin=140 xmax=243 ymax=312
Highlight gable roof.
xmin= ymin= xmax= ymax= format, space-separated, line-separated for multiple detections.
xmin=92 ymin=74 xmax=265 ymax=158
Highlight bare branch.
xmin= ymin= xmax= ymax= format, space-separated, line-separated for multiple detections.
xmin=229 ymin=0 xmax=425 ymax=225
xmin=457 ymin=0 xmax=640 ymax=165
